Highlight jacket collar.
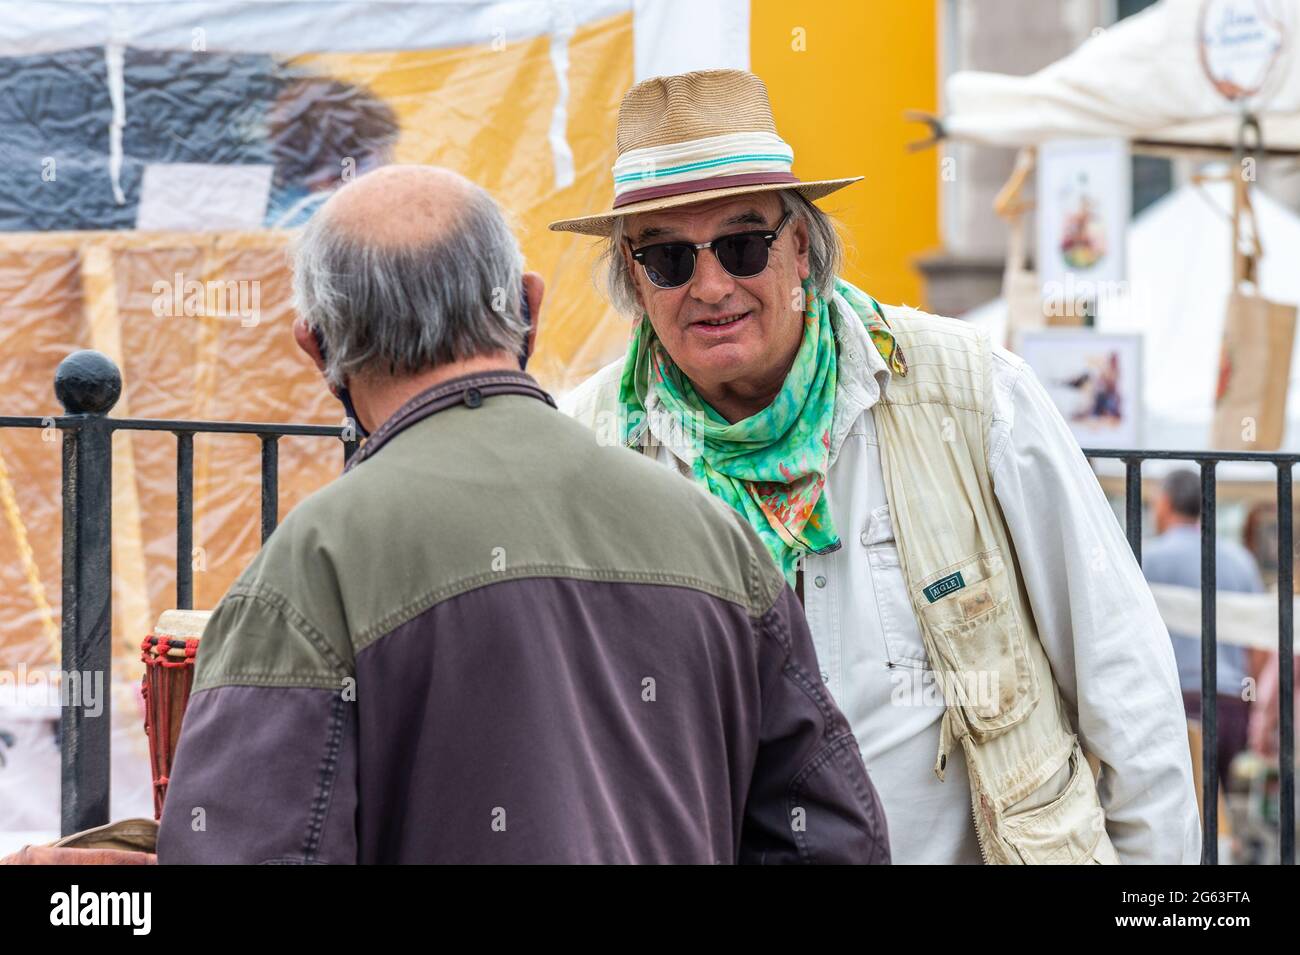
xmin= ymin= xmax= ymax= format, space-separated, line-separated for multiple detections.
xmin=344 ymin=369 xmax=555 ymax=472
xmin=825 ymin=288 xmax=896 ymax=466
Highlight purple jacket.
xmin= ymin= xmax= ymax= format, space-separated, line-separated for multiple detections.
xmin=158 ymin=371 xmax=890 ymax=863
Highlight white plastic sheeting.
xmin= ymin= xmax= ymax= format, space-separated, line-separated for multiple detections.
xmin=632 ymin=0 xmax=750 ymax=81
xmin=0 ymin=0 xmax=631 ymax=57
xmin=944 ymin=0 xmax=1300 ymax=152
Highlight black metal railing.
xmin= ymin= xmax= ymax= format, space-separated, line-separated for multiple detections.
xmin=1084 ymin=447 xmax=1297 ymax=866
xmin=0 ymin=350 xmax=1294 ymax=862
xmin=0 ymin=350 xmax=354 ymax=836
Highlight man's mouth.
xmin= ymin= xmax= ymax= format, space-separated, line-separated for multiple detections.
xmin=691 ymin=310 xmax=751 ymax=329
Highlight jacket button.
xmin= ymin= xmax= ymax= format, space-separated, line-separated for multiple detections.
xmin=814 ymin=575 xmax=827 ymax=589
xmin=820 ymin=670 xmax=830 ymax=684
xmin=464 ymin=388 xmax=483 ymax=408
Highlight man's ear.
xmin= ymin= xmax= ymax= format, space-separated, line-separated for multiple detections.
xmin=792 ymin=216 xmax=812 ymax=282
xmin=619 ymin=241 xmax=647 ymax=312
xmin=292 ymin=316 xmax=327 ymax=373
xmin=522 ymin=271 xmax=544 ymax=356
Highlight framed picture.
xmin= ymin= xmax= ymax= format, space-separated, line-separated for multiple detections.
xmin=1018 ymin=330 xmax=1143 ymax=449
xmin=1037 ymin=138 xmax=1131 ymax=321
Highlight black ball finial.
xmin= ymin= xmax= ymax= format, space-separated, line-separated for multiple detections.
xmin=54 ymin=350 xmax=122 ymax=415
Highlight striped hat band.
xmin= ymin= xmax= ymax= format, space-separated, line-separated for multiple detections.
xmin=611 ymin=132 xmax=797 ymax=209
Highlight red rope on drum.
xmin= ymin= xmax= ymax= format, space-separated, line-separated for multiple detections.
xmin=141 ymin=633 xmax=199 ymax=820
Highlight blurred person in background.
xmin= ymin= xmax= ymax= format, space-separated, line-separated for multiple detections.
xmin=1249 ymin=655 xmax=1299 ymax=760
xmin=1243 ymin=500 xmax=1300 ymax=763
xmin=1143 ymin=468 xmax=1265 ymax=791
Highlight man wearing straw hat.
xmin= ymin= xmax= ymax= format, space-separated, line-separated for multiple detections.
xmin=555 ymin=69 xmax=1201 ymax=864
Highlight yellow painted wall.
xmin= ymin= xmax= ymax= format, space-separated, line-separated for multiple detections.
xmin=751 ymin=0 xmax=939 ymax=309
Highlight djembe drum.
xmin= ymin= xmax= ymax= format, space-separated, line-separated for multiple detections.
xmin=140 ymin=609 xmax=211 ymax=819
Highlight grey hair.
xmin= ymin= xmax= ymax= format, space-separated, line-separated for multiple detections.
xmin=292 ymin=184 xmax=528 ymax=388
xmin=1161 ymin=468 xmax=1202 ymax=520
xmin=599 ymin=188 xmax=844 ymax=316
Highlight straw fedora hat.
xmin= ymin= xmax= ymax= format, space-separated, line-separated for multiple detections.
xmin=548 ymin=68 xmax=861 ymax=236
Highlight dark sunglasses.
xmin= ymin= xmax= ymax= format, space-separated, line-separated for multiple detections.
xmin=628 ymin=212 xmax=791 ymax=290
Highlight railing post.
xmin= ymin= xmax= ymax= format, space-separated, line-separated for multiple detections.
xmin=1279 ymin=463 xmax=1296 ymax=865
xmin=55 ymin=350 xmax=120 ymax=836
xmin=1200 ymin=459 xmax=1219 ymax=864
xmin=1124 ymin=457 xmax=1143 ymax=563
xmin=260 ymin=434 xmax=279 ymax=543
xmin=176 ymin=432 xmax=194 ymax=610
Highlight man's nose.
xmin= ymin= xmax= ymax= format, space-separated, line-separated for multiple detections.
xmin=688 ymin=247 xmax=735 ymax=305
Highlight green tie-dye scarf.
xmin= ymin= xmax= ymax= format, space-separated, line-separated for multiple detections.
xmin=618 ymin=276 xmax=907 ymax=584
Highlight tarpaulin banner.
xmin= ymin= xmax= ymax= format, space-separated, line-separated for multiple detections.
xmin=0 ymin=0 xmax=654 ymax=836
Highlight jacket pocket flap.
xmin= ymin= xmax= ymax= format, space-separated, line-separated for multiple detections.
xmin=914 ymin=550 xmax=1038 ymax=738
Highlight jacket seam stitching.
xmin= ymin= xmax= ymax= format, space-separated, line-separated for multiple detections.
xmin=788 ymin=733 xmax=875 ymax=864
xmin=756 ymin=604 xmax=843 ymax=727
xmin=987 ymin=361 xmax=1031 ymax=474
xmin=302 ymin=693 xmax=347 ymax=863
xmin=260 ymin=857 xmax=325 ymax=865
xmin=352 ymin=566 xmax=752 ymax=652
xmin=193 ymin=672 xmax=342 ymax=691
xmin=878 ymin=395 xmax=983 ymax=413
xmin=222 ymin=586 xmax=352 ymax=675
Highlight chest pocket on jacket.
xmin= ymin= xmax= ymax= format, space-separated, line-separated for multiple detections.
xmin=913 ymin=548 xmax=1039 ymax=740
xmin=863 ymin=504 xmax=931 ymax=670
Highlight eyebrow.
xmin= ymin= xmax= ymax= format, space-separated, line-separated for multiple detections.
xmin=633 ymin=208 xmax=770 ymax=242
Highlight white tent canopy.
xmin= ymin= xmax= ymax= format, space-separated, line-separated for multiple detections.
xmin=964 ymin=179 xmax=1300 ymax=480
xmin=943 ymin=0 xmax=1300 ymax=153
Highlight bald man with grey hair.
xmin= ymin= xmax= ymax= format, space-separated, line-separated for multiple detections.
xmin=157 ymin=164 xmax=890 ymax=865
